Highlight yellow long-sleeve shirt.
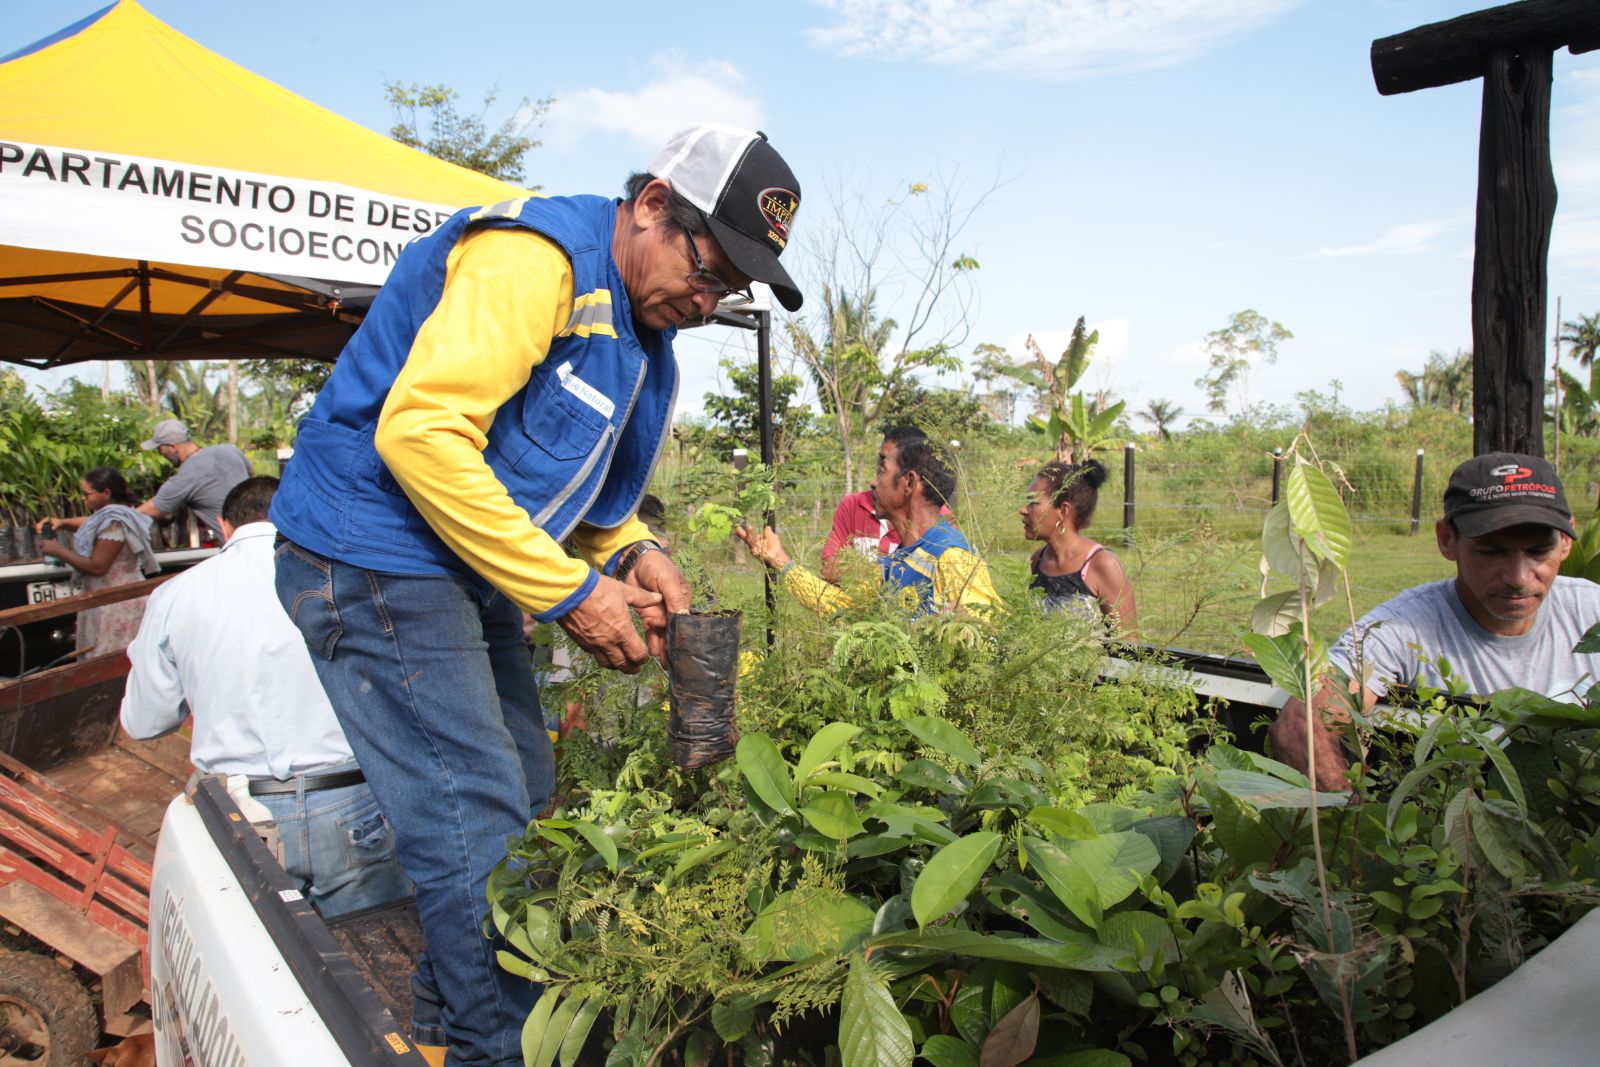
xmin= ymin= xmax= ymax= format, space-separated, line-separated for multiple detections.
xmin=779 ymin=521 xmax=1001 ymax=618
xmin=374 ymin=227 xmax=653 ymax=616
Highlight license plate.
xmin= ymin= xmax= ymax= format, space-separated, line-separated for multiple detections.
xmin=25 ymin=580 xmax=74 ymax=605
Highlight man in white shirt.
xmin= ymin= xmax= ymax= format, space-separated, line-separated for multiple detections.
xmin=121 ymin=476 xmax=409 ymax=916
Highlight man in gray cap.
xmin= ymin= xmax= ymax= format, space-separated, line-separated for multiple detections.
xmin=137 ymin=418 xmax=253 ymax=542
xmin=1271 ymin=452 xmax=1600 ymax=789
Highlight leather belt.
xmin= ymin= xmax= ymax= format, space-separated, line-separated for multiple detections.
xmin=247 ymin=769 xmax=366 ymax=796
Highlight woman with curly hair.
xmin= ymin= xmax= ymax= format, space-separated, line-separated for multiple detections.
xmin=1019 ymin=458 xmax=1136 ymax=635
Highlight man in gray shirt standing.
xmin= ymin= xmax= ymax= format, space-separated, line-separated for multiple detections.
xmin=137 ymin=418 xmax=252 ymax=541
xmin=1271 ymin=452 xmax=1600 ymax=789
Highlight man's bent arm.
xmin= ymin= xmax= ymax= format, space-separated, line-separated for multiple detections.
xmin=376 ymin=228 xmax=593 ymax=620
xmin=120 ymin=590 xmax=187 ymax=739
xmin=933 ymin=548 xmax=1002 ymax=612
xmin=136 ymin=500 xmax=170 ymax=521
xmin=1269 ymin=675 xmax=1377 ymax=790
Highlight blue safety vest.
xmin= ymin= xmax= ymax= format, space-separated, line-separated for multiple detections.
xmin=270 ymin=194 xmax=678 ymax=618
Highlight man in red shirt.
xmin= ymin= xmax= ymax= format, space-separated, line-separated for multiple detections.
xmin=821 ymin=427 xmax=952 ymax=584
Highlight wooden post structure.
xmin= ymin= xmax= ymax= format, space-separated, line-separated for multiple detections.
xmin=1371 ymin=0 xmax=1600 ymax=457
xmin=1270 ymin=447 xmax=1283 ymax=506
xmin=1409 ymin=449 xmax=1426 ymax=536
xmin=1121 ymin=443 xmax=1136 ymax=533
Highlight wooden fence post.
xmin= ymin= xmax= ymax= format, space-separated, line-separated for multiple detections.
xmin=1270 ymin=447 xmax=1283 ymax=506
xmin=1122 ymin=443 xmax=1136 ymax=533
xmin=1410 ymin=449 xmax=1426 ymax=535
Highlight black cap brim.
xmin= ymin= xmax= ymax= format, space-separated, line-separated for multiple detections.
xmin=1452 ymin=505 xmax=1577 ymax=540
xmin=705 ymin=214 xmax=803 ymax=312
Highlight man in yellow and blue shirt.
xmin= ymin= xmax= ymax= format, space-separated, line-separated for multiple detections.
xmin=738 ymin=433 xmax=1000 ymax=617
xmin=271 ymin=125 xmax=803 ymax=1067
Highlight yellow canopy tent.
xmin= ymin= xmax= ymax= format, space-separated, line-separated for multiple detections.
xmin=0 ymin=0 xmax=528 ymax=368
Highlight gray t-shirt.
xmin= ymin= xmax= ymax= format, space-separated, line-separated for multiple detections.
xmin=150 ymin=444 xmax=252 ymax=539
xmin=1330 ymin=576 xmax=1600 ymax=703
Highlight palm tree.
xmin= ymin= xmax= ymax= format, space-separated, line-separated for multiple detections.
xmin=1140 ymin=399 xmax=1180 ymax=440
xmin=1559 ymin=312 xmax=1600 ymax=393
xmin=1395 ymin=350 xmax=1472 ymax=414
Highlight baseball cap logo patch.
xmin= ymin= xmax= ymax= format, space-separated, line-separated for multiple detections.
xmin=759 ymin=188 xmax=798 ymax=245
xmin=1490 ymin=464 xmax=1533 ymax=484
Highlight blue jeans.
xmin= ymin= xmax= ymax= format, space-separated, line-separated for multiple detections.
xmin=253 ymin=780 xmax=412 ymax=919
xmin=274 ymin=540 xmax=553 ymax=1067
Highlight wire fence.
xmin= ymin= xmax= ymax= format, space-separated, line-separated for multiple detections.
xmin=647 ymin=434 xmax=1599 ymax=654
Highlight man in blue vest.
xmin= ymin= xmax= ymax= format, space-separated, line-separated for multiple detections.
xmin=270 ymin=124 xmax=802 ymax=1066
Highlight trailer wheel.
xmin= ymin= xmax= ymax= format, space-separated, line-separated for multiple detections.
xmin=0 ymin=951 xmax=97 ymax=1066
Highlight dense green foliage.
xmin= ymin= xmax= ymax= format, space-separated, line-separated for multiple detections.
xmin=0 ymin=372 xmax=165 ymax=526
xmin=492 ymin=448 xmax=1600 ymax=1067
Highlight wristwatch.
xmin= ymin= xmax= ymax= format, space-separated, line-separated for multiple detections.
xmin=613 ymin=540 xmax=663 ymax=583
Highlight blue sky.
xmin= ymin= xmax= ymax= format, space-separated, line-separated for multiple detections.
xmin=5 ymin=0 xmax=1598 ymax=426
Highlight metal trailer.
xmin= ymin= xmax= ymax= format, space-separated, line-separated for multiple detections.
xmin=0 ymin=579 xmax=188 ymax=1063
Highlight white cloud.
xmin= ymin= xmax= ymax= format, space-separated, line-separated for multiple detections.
xmin=805 ymin=0 xmax=1302 ymax=81
xmin=1553 ymin=210 xmax=1600 ymax=272
xmin=545 ymin=54 xmax=764 ymax=148
xmin=1303 ymin=218 xmax=1459 ymax=259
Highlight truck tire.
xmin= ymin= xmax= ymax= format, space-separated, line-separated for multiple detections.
xmin=0 ymin=950 xmax=97 ymax=1066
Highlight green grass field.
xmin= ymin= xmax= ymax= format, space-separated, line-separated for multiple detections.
xmin=681 ymin=517 xmax=1454 ymax=658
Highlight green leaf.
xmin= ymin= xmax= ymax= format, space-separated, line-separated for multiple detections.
xmin=1241 ymin=631 xmax=1310 ymax=702
xmin=1132 ymin=815 xmax=1198 ymax=885
xmin=558 ymin=997 xmax=602 ymax=1066
xmin=712 ymin=995 xmax=756 ymax=1042
xmin=898 ymin=760 xmax=969 ymax=794
xmin=1029 ymin=832 xmax=1160 ymax=928
xmin=1250 ymin=590 xmax=1300 ymax=637
xmin=1490 ymin=687 xmax=1600 ymax=727
xmin=1575 ymin=621 xmax=1600 ymax=655
xmin=866 ymin=929 xmax=1124 ymax=972
xmin=566 ymin=819 xmax=619 ymax=872
xmin=840 ymin=954 xmax=915 ymax=1067
xmin=746 ymin=888 xmax=875 ymax=962
xmin=737 ymin=733 xmax=795 ymax=814
xmin=1034 ymin=969 xmax=1094 ymax=1017
xmin=520 ymin=984 xmax=565 ymax=1067
xmin=1215 ymin=769 xmax=1348 ymax=810
xmin=495 ymin=949 xmax=538 ymax=979
xmin=920 ymin=1035 xmax=979 ymax=1067
xmin=1098 ymin=910 xmax=1177 ymax=968
xmin=671 ymin=839 xmax=734 ymax=881
xmin=1476 ymin=735 xmax=1528 ymax=812
xmin=1467 ymin=795 xmax=1529 ymax=881
xmin=1285 ymin=459 xmax=1352 ymax=569
xmin=796 ymin=721 xmax=863 ymax=783
xmin=913 ymin=831 xmax=1003 ymax=927
xmin=532 ymin=990 xmax=587 ymax=1067
xmin=902 ymin=716 xmax=983 ymax=767
xmin=1260 ymin=502 xmax=1316 ymax=589
xmin=1027 ymin=806 xmax=1098 ymax=840
xmin=1392 ymin=802 xmax=1419 ymax=843
xmin=808 ymin=770 xmax=886 ymax=797
xmin=978 ymin=992 xmax=1039 ymax=1067
xmin=802 ymin=791 xmax=868 ymax=840
xmin=1028 ymin=838 xmax=1101 ymax=928
xmin=1386 ymin=759 xmax=1455 ymax=830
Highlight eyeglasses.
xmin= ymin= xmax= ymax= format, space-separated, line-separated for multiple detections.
xmin=680 ymin=224 xmax=753 ymax=304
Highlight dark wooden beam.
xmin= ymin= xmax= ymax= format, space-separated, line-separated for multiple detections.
xmin=1372 ymin=0 xmax=1600 ymax=96
xmin=0 ymin=575 xmax=175 ymax=630
xmin=1473 ymin=45 xmax=1557 ymax=456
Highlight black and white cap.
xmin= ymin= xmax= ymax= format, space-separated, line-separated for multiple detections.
xmin=649 ymin=124 xmax=803 ymax=312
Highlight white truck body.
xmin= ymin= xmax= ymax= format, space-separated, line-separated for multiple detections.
xmin=147 ymin=780 xmax=423 ymax=1067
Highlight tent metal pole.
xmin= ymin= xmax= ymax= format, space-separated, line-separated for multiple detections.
xmin=757 ymin=308 xmax=775 ymax=648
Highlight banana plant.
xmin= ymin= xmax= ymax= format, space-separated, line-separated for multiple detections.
xmin=1013 ymin=318 xmax=1126 ymax=463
